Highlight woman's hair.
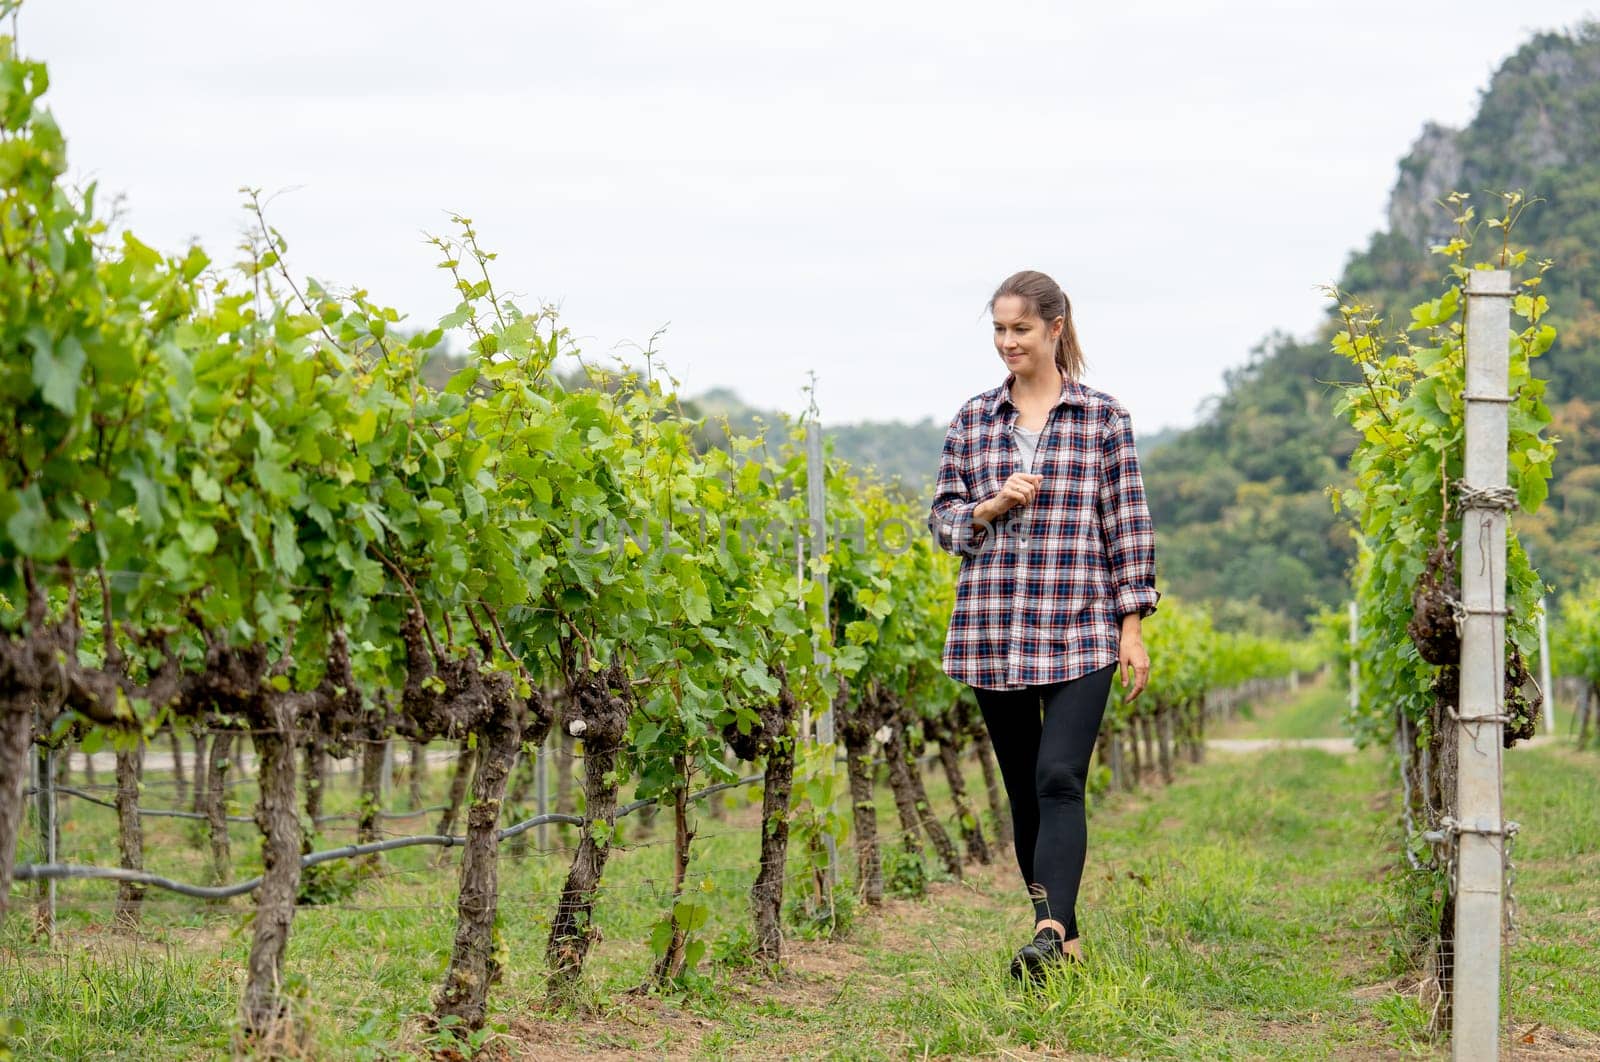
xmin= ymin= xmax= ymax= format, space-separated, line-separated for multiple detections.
xmin=987 ymin=270 xmax=1086 ymax=381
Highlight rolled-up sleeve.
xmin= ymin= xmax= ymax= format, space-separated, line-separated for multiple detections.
xmin=927 ymin=410 xmax=990 ymax=557
xmin=1097 ymin=408 xmax=1159 ymax=619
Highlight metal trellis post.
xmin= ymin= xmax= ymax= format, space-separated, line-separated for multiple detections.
xmin=33 ymin=718 xmax=57 ymax=944
xmin=806 ymin=419 xmax=841 ymax=888
xmin=1348 ymin=600 xmax=1359 ymax=715
xmin=1537 ymin=597 xmax=1554 ymax=732
xmin=535 ymin=742 xmax=549 ymax=851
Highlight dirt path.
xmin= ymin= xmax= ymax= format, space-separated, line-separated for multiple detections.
xmin=1206 ymin=734 xmax=1559 ymax=755
xmin=1207 ymin=736 xmax=1357 ymax=753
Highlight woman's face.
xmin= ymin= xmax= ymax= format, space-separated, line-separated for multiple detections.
xmin=992 ymin=294 xmax=1063 ymax=376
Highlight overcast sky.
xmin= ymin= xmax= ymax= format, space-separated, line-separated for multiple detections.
xmin=18 ymin=1 xmax=1599 ymax=433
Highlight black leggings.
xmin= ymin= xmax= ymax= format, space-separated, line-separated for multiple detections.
xmin=973 ymin=663 xmax=1115 ymax=941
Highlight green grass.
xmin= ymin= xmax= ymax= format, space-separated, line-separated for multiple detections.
xmin=1541 ymin=689 xmax=1590 ymax=746
xmin=3 ymin=735 xmax=1597 ymax=1059
xmin=1216 ymin=676 xmax=1349 ymax=740
xmin=1498 ymin=744 xmax=1600 ymax=1038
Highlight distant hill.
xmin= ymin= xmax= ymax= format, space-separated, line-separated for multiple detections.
xmin=673 ymin=387 xmax=947 ymax=501
xmin=1143 ymin=20 xmax=1600 ymax=624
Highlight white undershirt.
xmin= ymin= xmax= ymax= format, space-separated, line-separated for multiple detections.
xmin=1012 ymin=422 xmax=1042 ymax=474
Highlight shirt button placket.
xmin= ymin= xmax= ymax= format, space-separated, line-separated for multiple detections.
xmin=1005 ymin=420 xmax=1026 ymax=686
xmin=1007 ymin=513 xmax=1031 ymax=686
xmin=1007 ymin=405 xmax=1052 ymax=686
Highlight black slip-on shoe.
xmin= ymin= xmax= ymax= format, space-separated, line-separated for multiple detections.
xmin=1008 ymin=929 xmax=1078 ymax=982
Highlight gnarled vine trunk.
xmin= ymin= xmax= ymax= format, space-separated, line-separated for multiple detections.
xmin=706 ymin=750 xmax=730 ymax=823
xmin=1578 ymin=683 xmax=1595 ymax=749
xmin=434 ymin=740 xmax=475 ymax=841
xmin=357 ymin=736 xmax=386 ymax=860
xmin=167 ymin=724 xmax=187 ymax=809
xmin=974 ymin=730 xmax=1011 ymax=848
xmin=191 ymin=730 xmax=211 ymax=815
xmin=1102 ymin=724 xmax=1123 ymax=791
xmin=114 ymin=743 xmax=146 ymax=927
xmin=554 ymin=729 xmax=576 ymax=819
xmin=240 ymin=709 xmax=303 ymax=1041
xmin=0 ymin=707 xmax=35 ymax=916
xmin=546 ymin=665 xmax=630 ymax=998
xmin=720 ymin=671 xmax=801 ymax=965
xmin=205 ymin=731 xmax=233 ymax=888
xmin=505 ymin=748 xmax=537 ymax=858
xmin=435 ymin=683 xmax=544 ymax=1028
xmin=751 ymin=726 xmax=795 ymax=965
xmin=881 ymin=699 xmax=959 ymax=879
xmin=650 ymin=752 xmax=696 ymax=988
xmin=1426 ymin=677 xmax=1460 ymax=1034
xmin=836 ymin=686 xmax=883 ymax=905
xmin=408 ymin=739 xmax=427 ymax=810
xmin=303 ymin=736 xmax=328 ymax=827
xmin=630 ymin=795 xmax=657 ymax=841
xmin=881 ymin=719 xmax=927 ymax=862
xmin=903 ymin=740 xmax=960 ymax=879
xmin=1156 ymin=706 xmax=1175 ymax=785
xmin=1139 ymin=715 xmax=1155 ymax=778
xmin=937 ymin=739 xmax=990 ymax=865
xmin=32 ymin=742 xmax=57 ymax=941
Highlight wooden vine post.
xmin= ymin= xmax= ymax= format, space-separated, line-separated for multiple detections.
xmin=1452 ymin=268 xmax=1512 ymax=1061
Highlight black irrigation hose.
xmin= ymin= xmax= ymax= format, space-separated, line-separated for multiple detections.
xmin=14 ymin=772 xmax=769 ymax=898
xmin=14 ymin=862 xmax=261 ymax=901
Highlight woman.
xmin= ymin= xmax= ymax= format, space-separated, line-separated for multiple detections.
xmin=927 ymin=269 xmax=1158 ymax=981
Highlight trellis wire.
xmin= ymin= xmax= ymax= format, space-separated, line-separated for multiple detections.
xmin=18 ymin=785 xmax=452 ymax=826
xmin=1395 ymin=709 xmax=1425 ymax=872
xmin=26 ymin=744 xmax=933 ymax=816
xmin=14 ymin=772 xmax=767 ymax=900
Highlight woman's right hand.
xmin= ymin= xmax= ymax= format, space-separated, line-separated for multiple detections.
xmin=983 ymin=472 xmax=1043 ymax=519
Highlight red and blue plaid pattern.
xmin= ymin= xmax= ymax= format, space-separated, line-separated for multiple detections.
xmin=927 ymin=373 xmax=1160 ymax=691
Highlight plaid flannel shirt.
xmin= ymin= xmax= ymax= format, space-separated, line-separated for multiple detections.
xmin=927 ymin=373 xmax=1159 ymax=691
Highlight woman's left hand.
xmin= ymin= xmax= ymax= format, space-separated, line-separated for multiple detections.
xmin=1119 ymin=617 xmax=1151 ymax=701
